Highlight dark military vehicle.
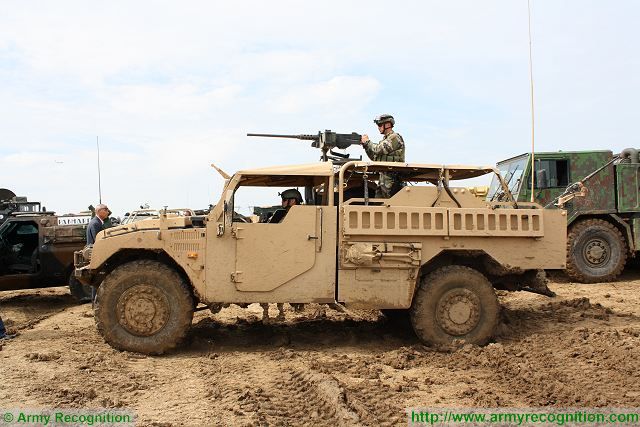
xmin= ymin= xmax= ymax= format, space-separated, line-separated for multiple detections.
xmin=489 ymin=149 xmax=640 ymax=283
xmin=0 ymin=213 xmax=92 ymax=300
xmin=0 ymin=189 xmax=42 ymax=225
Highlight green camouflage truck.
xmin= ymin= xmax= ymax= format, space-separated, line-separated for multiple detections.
xmin=488 ymin=149 xmax=639 ymax=283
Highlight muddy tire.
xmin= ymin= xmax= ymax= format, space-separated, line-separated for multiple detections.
xmin=95 ymin=260 xmax=194 ymax=355
xmin=410 ymin=266 xmax=499 ymax=346
xmin=69 ymin=275 xmax=92 ymax=303
xmin=566 ymin=219 xmax=627 ymax=283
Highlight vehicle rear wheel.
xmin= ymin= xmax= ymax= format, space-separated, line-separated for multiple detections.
xmin=566 ymin=219 xmax=627 ymax=283
xmin=95 ymin=260 xmax=194 ymax=354
xmin=410 ymin=266 xmax=499 ymax=346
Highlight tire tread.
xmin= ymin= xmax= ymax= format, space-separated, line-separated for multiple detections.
xmin=566 ymin=218 xmax=627 ymax=283
xmin=95 ymin=259 xmax=194 ymax=354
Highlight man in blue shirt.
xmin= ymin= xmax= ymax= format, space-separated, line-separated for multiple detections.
xmin=86 ymin=204 xmax=109 ymax=245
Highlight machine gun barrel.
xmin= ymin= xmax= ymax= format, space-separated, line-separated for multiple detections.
xmin=246 ymin=133 xmax=318 ymax=141
xmin=247 ymin=130 xmax=362 ymax=163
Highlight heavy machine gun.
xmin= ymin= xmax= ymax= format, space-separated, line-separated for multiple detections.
xmin=247 ymin=130 xmax=362 ymax=163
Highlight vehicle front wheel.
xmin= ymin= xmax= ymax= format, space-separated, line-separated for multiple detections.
xmin=566 ymin=219 xmax=627 ymax=283
xmin=410 ymin=266 xmax=499 ymax=346
xmin=95 ymin=260 xmax=194 ymax=354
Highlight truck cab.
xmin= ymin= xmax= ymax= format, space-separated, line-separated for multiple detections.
xmin=490 ymin=149 xmax=640 ymax=282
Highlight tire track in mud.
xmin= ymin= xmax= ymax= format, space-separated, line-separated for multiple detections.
xmin=0 ymin=291 xmax=79 ymax=332
xmin=191 ymin=348 xmax=372 ymax=426
xmin=306 ymin=352 xmax=408 ymax=426
xmin=460 ymin=297 xmax=640 ymax=407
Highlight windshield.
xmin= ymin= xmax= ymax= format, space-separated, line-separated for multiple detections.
xmin=487 ymin=156 xmax=529 ymax=200
xmin=0 ymin=220 xmax=12 ymax=237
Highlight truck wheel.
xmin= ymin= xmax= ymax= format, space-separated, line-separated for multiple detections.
xmin=566 ymin=219 xmax=627 ymax=283
xmin=95 ymin=260 xmax=194 ymax=355
xmin=69 ymin=275 xmax=92 ymax=303
xmin=410 ymin=266 xmax=499 ymax=346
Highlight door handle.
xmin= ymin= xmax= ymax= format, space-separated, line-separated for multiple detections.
xmin=307 ymin=235 xmax=319 ymax=240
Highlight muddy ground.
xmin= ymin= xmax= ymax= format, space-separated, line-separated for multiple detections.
xmin=1 ymin=271 xmax=640 ymax=426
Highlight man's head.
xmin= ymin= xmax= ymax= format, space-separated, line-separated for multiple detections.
xmin=280 ymin=189 xmax=303 ymax=209
xmin=95 ymin=203 xmax=109 ymax=220
xmin=374 ymin=114 xmax=395 ymax=135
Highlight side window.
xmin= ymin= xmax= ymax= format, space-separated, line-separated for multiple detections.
xmin=231 ymin=177 xmax=330 ymax=224
xmin=534 ymin=160 xmax=569 ymax=188
xmin=16 ymin=223 xmax=38 ymax=235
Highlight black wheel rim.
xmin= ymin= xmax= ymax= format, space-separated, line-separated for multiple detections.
xmin=582 ymin=237 xmax=611 ymax=268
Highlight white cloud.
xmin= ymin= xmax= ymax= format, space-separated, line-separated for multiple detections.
xmin=272 ymin=76 xmax=381 ymax=114
xmin=107 ymin=84 xmax=243 ymax=118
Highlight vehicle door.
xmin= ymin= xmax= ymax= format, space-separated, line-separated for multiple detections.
xmin=206 ymin=175 xmax=337 ymax=303
xmin=0 ymin=220 xmax=40 ymax=291
xmin=233 ymin=204 xmax=336 ymax=296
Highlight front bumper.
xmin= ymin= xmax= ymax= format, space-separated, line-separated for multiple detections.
xmin=74 ymin=265 xmax=93 ymax=286
xmin=74 ymin=246 xmax=94 ymax=285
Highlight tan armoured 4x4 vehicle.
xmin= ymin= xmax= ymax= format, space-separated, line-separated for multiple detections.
xmin=75 ymin=161 xmax=567 ymax=354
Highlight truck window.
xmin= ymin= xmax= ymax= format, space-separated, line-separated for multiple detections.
xmin=535 ymin=159 xmax=569 ymax=188
xmin=488 ymin=156 xmax=528 ymax=200
xmin=16 ymin=223 xmax=38 ymax=235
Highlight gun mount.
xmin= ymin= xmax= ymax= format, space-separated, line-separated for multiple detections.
xmin=247 ymin=130 xmax=362 ymax=163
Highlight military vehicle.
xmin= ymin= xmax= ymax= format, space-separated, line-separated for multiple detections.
xmin=0 ymin=189 xmax=43 ymax=225
xmin=75 ymin=159 xmax=566 ymax=354
xmin=1 ymin=213 xmax=92 ymax=300
xmin=489 ymin=149 xmax=639 ymax=283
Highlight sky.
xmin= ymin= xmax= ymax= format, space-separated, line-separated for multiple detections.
xmin=1 ymin=0 xmax=638 ymax=216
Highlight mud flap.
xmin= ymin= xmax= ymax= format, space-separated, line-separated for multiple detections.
xmin=520 ymin=270 xmax=556 ymax=297
xmin=493 ymin=269 xmax=556 ymax=297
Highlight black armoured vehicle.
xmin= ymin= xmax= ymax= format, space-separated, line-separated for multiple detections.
xmin=0 ymin=213 xmax=92 ymax=301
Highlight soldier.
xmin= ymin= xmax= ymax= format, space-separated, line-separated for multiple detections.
xmin=260 ymin=303 xmax=286 ymax=323
xmin=260 ymin=188 xmax=304 ymax=322
xmin=268 ymin=189 xmax=303 ymax=224
xmin=361 ymin=114 xmax=406 ymax=198
xmin=86 ymin=203 xmax=109 ymax=245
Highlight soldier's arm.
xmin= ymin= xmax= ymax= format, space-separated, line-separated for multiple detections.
xmin=363 ymin=141 xmax=377 ymax=160
xmin=365 ymin=134 xmax=402 ymax=157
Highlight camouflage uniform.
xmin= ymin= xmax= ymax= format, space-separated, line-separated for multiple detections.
xmin=363 ymin=131 xmax=406 ymax=198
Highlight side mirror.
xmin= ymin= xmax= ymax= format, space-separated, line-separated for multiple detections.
xmin=536 ymin=169 xmax=549 ymax=189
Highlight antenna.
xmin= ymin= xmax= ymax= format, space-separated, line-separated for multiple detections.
xmin=527 ymin=0 xmax=536 ymax=203
xmin=97 ymin=136 xmax=103 ymax=204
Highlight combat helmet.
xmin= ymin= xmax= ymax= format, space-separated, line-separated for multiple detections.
xmin=374 ymin=114 xmax=395 ymax=126
xmin=280 ymin=188 xmax=303 ymax=204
